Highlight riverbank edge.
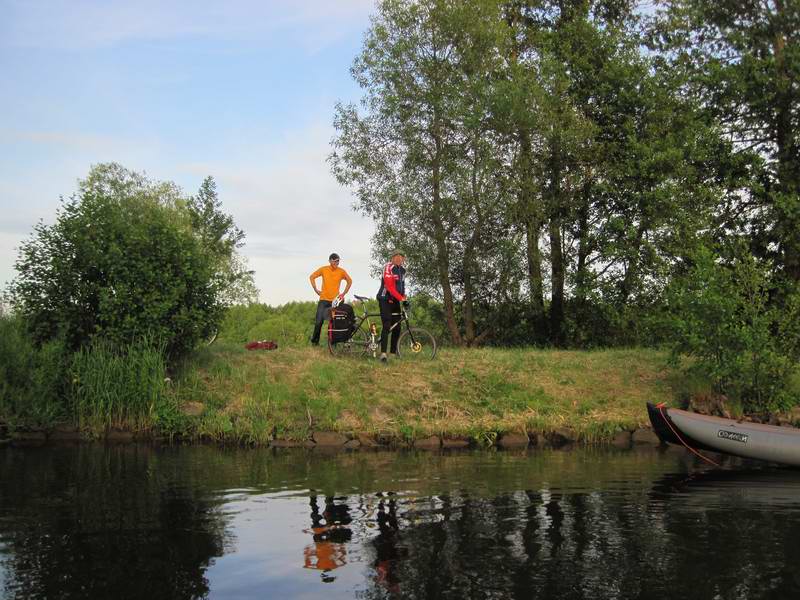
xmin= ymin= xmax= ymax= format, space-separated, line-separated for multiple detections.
xmin=0 ymin=422 xmax=663 ymax=450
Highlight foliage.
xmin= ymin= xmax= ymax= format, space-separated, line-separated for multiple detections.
xmin=331 ymin=0 xmax=725 ymax=349
xmin=70 ymin=336 xmax=170 ymax=430
xmin=0 ymin=315 xmax=69 ymax=426
xmin=187 ymin=176 xmax=258 ymax=306
xmin=218 ymin=301 xmax=315 ymax=346
xmin=331 ymin=0 xmax=517 ymax=346
xmin=0 ymin=312 xmax=181 ymax=431
xmin=665 ymin=245 xmax=800 ymax=413
xmin=9 ymin=163 xmax=252 ymax=358
xmin=650 ymin=0 xmax=800 ymax=282
xmin=214 ymin=295 xmax=450 ymax=348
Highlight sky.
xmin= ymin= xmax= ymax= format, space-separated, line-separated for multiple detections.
xmin=0 ymin=0 xmax=378 ymax=305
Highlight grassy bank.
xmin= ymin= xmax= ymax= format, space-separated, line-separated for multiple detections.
xmin=167 ymin=344 xmax=681 ymax=444
xmin=2 ymin=305 xmax=694 ymax=444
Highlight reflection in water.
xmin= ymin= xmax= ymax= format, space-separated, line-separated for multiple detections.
xmin=303 ymin=495 xmax=352 ymax=581
xmin=2 ymin=446 xmax=800 ymax=599
xmin=372 ymin=495 xmax=403 ymax=594
xmin=0 ymin=446 xmax=229 ymax=599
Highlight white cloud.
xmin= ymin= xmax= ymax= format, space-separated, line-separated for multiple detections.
xmin=1 ymin=129 xmax=157 ymax=154
xmin=177 ymin=121 xmax=376 ymax=304
xmin=2 ymin=0 xmax=375 ymax=51
xmin=0 ymin=120 xmax=376 ymax=305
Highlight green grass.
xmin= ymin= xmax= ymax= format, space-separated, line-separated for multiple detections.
xmin=1 ymin=300 xmax=735 ymax=443
xmin=169 ymin=344 xmax=679 ymax=443
xmin=70 ymin=336 xmax=171 ymax=431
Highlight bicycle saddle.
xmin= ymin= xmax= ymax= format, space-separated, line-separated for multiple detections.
xmin=353 ymin=294 xmax=370 ymax=302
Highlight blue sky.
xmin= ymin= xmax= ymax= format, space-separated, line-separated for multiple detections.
xmin=1 ymin=0 xmax=377 ymax=305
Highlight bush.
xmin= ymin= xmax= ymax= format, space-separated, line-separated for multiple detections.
xmin=8 ymin=164 xmax=247 ymax=358
xmin=218 ymin=302 xmax=317 ymax=346
xmin=0 ymin=315 xmax=69 ymax=426
xmin=665 ymin=246 xmax=800 ymax=414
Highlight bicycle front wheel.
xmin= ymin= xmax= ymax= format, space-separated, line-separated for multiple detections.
xmin=396 ymin=327 xmax=437 ymax=361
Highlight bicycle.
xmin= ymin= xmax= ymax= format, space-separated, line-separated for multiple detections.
xmin=327 ymin=295 xmax=437 ymax=361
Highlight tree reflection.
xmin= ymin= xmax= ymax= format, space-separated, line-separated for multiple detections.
xmin=0 ymin=446 xmax=228 ymax=600
xmin=3 ymin=447 xmax=800 ymax=600
xmin=354 ymin=476 xmax=800 ymax=600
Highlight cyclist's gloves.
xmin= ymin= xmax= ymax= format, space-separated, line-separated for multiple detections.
xmin=402 ymin=300 xmax=410 ymax=309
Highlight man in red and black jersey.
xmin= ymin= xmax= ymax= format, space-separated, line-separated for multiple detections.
xmin=376 ymin=250 xmax=407 ymax=362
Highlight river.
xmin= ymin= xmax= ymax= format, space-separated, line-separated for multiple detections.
xmin=1 ymin=444 xmax=799 ymax=599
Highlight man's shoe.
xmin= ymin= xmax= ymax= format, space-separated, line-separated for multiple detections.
xmin=380 ymin=353 xmax=388 ymax=363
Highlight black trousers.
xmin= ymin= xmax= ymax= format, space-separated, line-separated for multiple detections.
xmin=310 ymin=300 xmax=332 ymax=344
xmin=378 ymin=298 xmax=401 ymax=353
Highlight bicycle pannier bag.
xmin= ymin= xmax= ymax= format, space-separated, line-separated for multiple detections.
xmin=328 ymin=303 xmax=355 ymax=344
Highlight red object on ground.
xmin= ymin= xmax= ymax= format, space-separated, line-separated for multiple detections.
xmin=245 ymin=340 xmax=278 ymax=350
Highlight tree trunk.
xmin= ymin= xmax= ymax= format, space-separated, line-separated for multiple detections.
xmin=549 ymin=216 xmax=565 ymax=345
xmin=548 ymin=137 xmax=565 ymax=345
xmin=463 ymin=264 xmax=477 ymax=345
xmin=462 ymin=156 xmax=480 ymax=347
xmin=574 ymin=179 xmax=592 ymax=307
xmin=619 ymin=222 xmax=646 ymax=305
xmin=431 ymin=121 xmax=463 ymax=346
xmin=772 ymin=12 xmax=800 ymax=282
xmin=519 ymin=131 xmax=546 ymax=322
xmin=526 ymin=218 xmax=545 ymax=314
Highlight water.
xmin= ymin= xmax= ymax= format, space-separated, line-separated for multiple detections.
xmin=1 ymin=445 xmax=800 ymax=599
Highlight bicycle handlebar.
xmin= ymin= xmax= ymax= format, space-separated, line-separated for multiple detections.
xmin=347 ymin=294 xmax=410 ymax=319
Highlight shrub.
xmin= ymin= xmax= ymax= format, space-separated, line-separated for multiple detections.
xmin=0 ymin=315 xmax=69 ymax=426
xmin=665 ymin=246 xmax=800 ymax=414
xmin=8 ymin=164 xmax=251 ymax=358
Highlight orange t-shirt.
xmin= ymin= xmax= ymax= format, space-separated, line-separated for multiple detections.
xmin=310 ymin=265 xmax=350 ymax=301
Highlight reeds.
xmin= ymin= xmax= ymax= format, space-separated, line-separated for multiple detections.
xmin=70 ymin=335 xmax=167 ymax=430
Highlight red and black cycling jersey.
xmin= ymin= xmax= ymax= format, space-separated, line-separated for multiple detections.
xmin=377 ymin=262 xmax=406 ymax=303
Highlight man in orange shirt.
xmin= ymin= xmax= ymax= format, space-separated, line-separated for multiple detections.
xmin=309 ymin=253 xmax=352 ymax=346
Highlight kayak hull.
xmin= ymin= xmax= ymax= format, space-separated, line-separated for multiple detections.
xmin=646 ymin=403 xmax=800 ymax=467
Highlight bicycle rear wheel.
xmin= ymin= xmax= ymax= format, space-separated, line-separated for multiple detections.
xmin=396 ymin=327 xmax=437 ymax=361
xmin=328 ymin=329 xmax=369 ymax=356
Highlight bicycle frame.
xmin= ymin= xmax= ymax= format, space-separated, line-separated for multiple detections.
xmin=345 ymin=296 xmax=415 ymax=356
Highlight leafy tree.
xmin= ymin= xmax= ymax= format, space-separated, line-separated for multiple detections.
xmin=331 ymin=0 xmax=515 ymax=346
xmin=666 ymin=244 xmax=800 ymax=413
xmin=0 ymin=314 xmax=68 ymax=424
xmin=495 ymin=0 xmax=718 ymax=344
xmin=331 ymin=0 xmax=746 ymax=350
xmin=10 ymin=164 xmax=249 ymax=358
xmin=652 ymin=0 xmax=800 ymax=282
xmin=187 ymin=177 xmax=258 ymax=306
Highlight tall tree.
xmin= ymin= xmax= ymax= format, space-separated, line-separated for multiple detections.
xmin=500 ymin=0 xmax=721 ymax=344
xmin=10 ymin=164 xmax=256 ymax=356
xmin=653 ymin=0 xmax=800 ymax=282
xmin=331 ymin=0 xmax=513 ymax=346
xmin=187 ymin=177 xmax=258 ymax=306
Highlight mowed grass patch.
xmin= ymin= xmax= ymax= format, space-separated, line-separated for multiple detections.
xmin=170 ymin=344 xmax=676 ymax=443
